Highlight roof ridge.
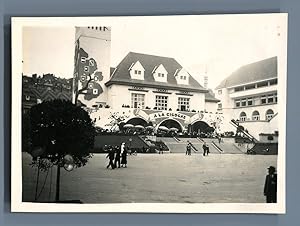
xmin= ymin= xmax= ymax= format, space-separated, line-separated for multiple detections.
xmin=128 ymin=51 xmax=176 ymax=60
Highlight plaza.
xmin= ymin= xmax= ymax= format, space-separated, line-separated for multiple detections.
xmin=22 ymin=152 xmax=277 ymax=203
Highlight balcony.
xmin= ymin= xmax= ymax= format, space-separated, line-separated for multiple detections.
xmin=229 ymin=85 xmax=277 ymax=99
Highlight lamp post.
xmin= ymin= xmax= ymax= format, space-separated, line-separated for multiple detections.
xmin=55 ymin=154 xmax=75 ymax=202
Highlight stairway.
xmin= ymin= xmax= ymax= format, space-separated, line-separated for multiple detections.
xmin=230 ymin=119 xmax=258 ymax=142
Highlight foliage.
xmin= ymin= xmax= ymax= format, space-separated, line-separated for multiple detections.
xmin=22 ymin=112 xmax=31 ymax=152
xmin=29 ymin=99 xmax=95 ymax=168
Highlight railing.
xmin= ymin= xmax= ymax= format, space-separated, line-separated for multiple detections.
xmin=211 ymin=141 xmax=223 ymax=153
xmin=230 ymin=119 xmax=257 ymax=142
xmin=173 ymin=137 xmax=181 ymax=142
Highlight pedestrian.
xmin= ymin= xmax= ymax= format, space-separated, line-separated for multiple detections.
xmin=264 ymin=166 xmax=277 ymax=203
xmin=114 ymin=145 xmax=121 ymax=168
xmin=121 ymin=146 xmax=128 ymax=168
xmin=202 ymin=142 xmax=207 ymax=156
xmin=106 ymin=146 xmax=115 ymax=169
xmin=206 ymin=145 xmax=210 ymax=155
xmin=218 ymin=136 xmax=221 ymax=144
xmin=187 ymin=143 xmax=192 ymax=155
xmin=159 ymin=145 xmax=163 ymax=154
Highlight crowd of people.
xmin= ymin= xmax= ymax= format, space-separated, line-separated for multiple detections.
xmin=105 ymin=142 xmax=128 ymax=169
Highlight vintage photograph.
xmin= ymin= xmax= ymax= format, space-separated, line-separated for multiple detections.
xmin=12 ymin=14 xmax=287 ymax=213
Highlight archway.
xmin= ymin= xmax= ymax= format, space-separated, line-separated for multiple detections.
xmin=252 ymin=110 xmax=260 ymax=121
xmin=157 ymin=119 xmax=183 ymax=132
xmin=191 ymin=121 xmax=210 ymax=135
xmin=126 ymin=117 xmax=148 ymax=127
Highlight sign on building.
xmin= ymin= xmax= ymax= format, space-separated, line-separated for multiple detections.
xmin=73 ymin=26 xmax=111 ymax=108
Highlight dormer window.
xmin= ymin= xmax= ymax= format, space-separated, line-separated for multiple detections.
xmin=175 ymin=68 xmax=189 ymax=85
xmin=153 ymin=64 xmax=168 ymax=82
xmin=134 ymin=70 xmax=142 ymax=75
xmin=129 ymin=61 xmax=145 ymax=80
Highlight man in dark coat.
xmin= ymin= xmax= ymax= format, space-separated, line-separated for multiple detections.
xmin=264 ymin=166 xmax=277 ymax=203
xmin=186 ymin=143 xmax=191 ymax=155
xmin=114 ymin=146 xmax=121 ymax=168
xmin=202 ymin=142 xmax=207 ymax=156
xmin=106 ymin=146 xmax=115 ymax=169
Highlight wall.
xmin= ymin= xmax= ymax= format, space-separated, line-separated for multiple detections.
xmin=107 ymin=84 xmax=207 ymax=112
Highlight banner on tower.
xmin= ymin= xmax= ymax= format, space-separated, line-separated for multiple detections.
xmin=73 ymin=26 xmax=111 ymax=108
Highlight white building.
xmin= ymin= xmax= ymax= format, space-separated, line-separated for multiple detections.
xmin=215 ymin=57 xmax=278 ymax=141
xmin=73 ymin=28 xmax=220 ymax=134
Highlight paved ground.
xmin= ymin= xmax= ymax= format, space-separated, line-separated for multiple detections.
xmin=22 ymin=152 xmax=277 ymax=203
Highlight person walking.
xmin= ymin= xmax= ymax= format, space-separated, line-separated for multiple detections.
xmin=114 ymin=145 xmax=121 ymax=168
xmin=202 ymin=142 xmax=207 ymax=156
xmin=106 ymin=146 xmax=115 ymax=169
xmin=121 ymin=146 xmax=128 ymax=168
xmin=264 ymin=166 xmax=277 ymax=203
xmin=186 ymin=143 xmax=192 ymax=155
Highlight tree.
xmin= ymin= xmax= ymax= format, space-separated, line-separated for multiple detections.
xmin=29 ymin=99 xmax=95 ymax=201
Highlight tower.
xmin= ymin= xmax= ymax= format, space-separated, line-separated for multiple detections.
xmin=73 ymin=26 xmax=111 ymax=108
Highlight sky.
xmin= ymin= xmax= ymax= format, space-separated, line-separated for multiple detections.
xmin=22 ymin=14 xmax=285 ymax=89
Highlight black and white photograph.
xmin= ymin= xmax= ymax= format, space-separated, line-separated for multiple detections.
xmin=11 ymin=14 xmax=287 ymax=213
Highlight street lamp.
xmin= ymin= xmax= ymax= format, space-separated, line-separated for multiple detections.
xmin=55 ymin=154 xmax=75 ymax=202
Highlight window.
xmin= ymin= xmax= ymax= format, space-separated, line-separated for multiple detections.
xmin=235 ymin=100 xmax=240 ymax=108
xmin=218 ymin=90 xmax=222 ymax=95
xmin=261 ymin=95 xmax=267 ymax=104
xmin=234 ymin=86 xmax=244 ymax=92
xmin=158 ymin=73 xmax=164 ymax=77
xmin=239 ymin=112 xmax=247 ymax=121
xmin=155 ymin=95 xmax=168 ymax=110
xmin=134 ymin=70 xmax=142 ymax=75
xmin=268 ymin=94 xmax=274 ymax=103
xmin=178 ymin=97 xmax=190 ymax=111
xmin=134 ymin=70 xmax=141 ymax=75
xmin=269 ymin=79 xmax=278 ymax=85
xmin=241 ymin=99 xmax=247 ymax=107
xmin=247 ymin=98 xmax=253 ymax=106
xmin=257 ymin=81 xmax=268 ymax=88
xmin=245 ymin=84 xmax=256 ymax=90
xmin=266 ymin=109 xmax=274 ymax=120
xmin=252 ymin=111 xmax=260 ymax=121
xmin=131 ymin=93 xmax=145 ymax=109
xmin=80 ymin=57 xmax=86 ymax=63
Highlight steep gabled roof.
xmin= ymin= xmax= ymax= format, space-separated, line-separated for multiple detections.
xmin=216 ymin=56 xmax=277 ymax=89
xmin=106 ymin=52 xmax=207 ymax=93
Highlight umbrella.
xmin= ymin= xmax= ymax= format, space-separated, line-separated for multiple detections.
xmin=123 ymin=124 xmax=134 ymax=128
xmin=145 ymin=125 xmax=154 ymax=130
xmin=158 ymin=126 xmax=169 ymax=131
xmin=169 ymin=127 xmax=179 ymax=132
xmin=134 ymin=125 xmax=144 ymax=129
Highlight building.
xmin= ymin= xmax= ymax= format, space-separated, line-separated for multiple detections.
xmin=74 ymin=51 xmax=220 ymax=134
xmin=22 ymin=73 xmax=73 ymax=114
xmin=215 ymin=57 xmax=278 ymax=141
xmin=72 ymin=27 xmax=221 ymax=134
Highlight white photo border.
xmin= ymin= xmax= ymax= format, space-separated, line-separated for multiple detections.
xmin=11 ymin=14 xmax=287 ymax=213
